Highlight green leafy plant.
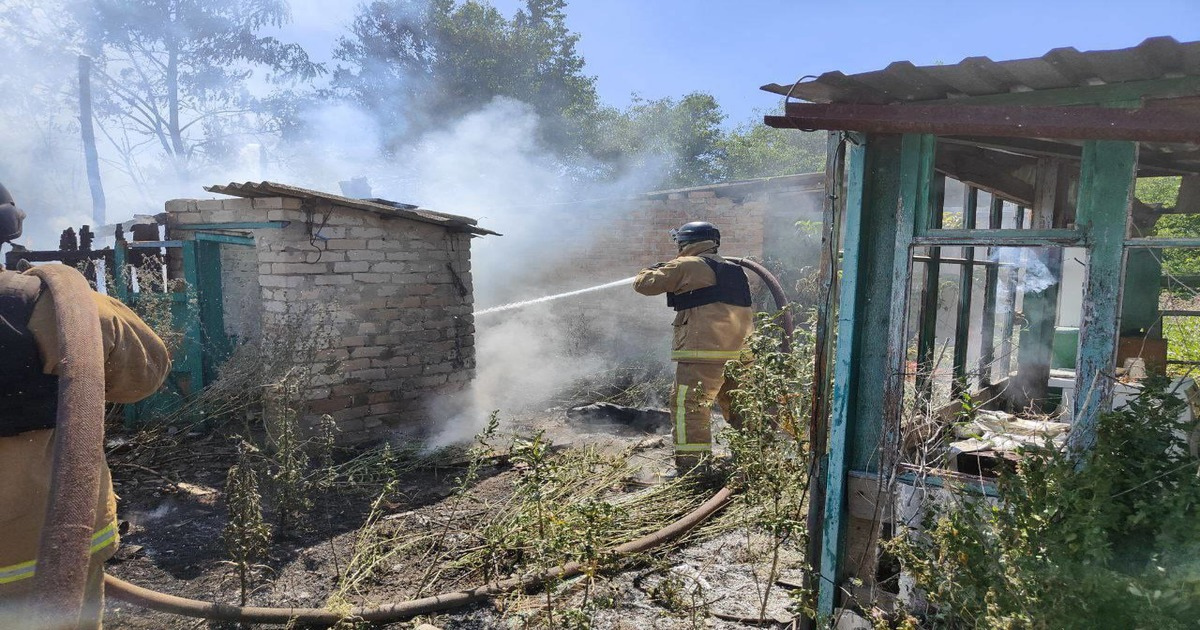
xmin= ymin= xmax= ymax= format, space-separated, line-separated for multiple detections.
xmin=723 ymin=309 xmax=817 ymax=622
xmin=888 ymin=379 xmax=1200 ymax=628
xmin=223 ymin=440 xmax=272 ymax=606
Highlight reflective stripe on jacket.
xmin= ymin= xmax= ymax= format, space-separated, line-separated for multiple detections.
xmin=0 ymin=520 xmax=118 ymax=585
xmin=633 ymin=241 xmax=754 ymax=363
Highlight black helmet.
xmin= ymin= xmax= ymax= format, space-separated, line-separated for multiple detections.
xmin=671 ymin=221 xmax=720 ymax=247
xmin=0 ymin=183 xmax=25 ymax=244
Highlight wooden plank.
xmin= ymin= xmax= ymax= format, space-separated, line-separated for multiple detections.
xmin=803 ymin=133 xmax=846 ymax=630
xmin=911 ymin=227 xmax=1084 ymax=247
xmin=1015 ymin=160 xmax=1064 ymax=410
xmin=818 ymin=137 xmax=870 ymax=618
xmin=819 ymin=133 xmax=932 ymax=617
xmin=773 ymin=101 xmax=1200 ymax=142
xmin=195 ymin=239 xmax=232 ymax=382
xmin=1070 ymin=141 xmax=1137 ymax=454
xmin=953 ymin=187 xmax=979 ymax=395
xmin=178 ymin=240 xmax=205 ymax=397
xmin=194 ymin=232 xmax=255 ymax=247
xmin=978 ymin=195 xmax=1003 ymax=385
xmin=1125 ymin=237 xmax=1200 ymax=248
xmin=915 ymin=175 xmax=946 ymax=400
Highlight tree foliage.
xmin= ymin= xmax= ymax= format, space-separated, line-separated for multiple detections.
xmin=592 ymin=92 xmax=727 ymax=188
xmin=334 ymin=0 xmax=599 ymax=156
xmin=719 ymin=118 xmax=826 ymax=181
xmin=65 ymin=0 xmax=323 ymax=182
xmin=1136 ymin=177 xmax=1200 ymax=277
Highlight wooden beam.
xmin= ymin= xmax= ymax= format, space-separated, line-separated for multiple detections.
xmin=978 ymin=195 xmax=1004 ymax=385
xmin=769 ymin=102 xmax=1200 ymax=143
xmin=818 ymin=133 xmax=931 ymax=616
xmin=1070 ymin=141 xmax=1138 ymax=454
xmin=953 ymin=187 xmax=979 ymax=394
xmin=916 ymin=174 xmax=946 ymax=400
xmin=935 ymin=143 xmax=1036 ymax=206
xmin=819 ymin=138 xmax=871 ymax=618
xmin=938 ymin=136 xmax=1200 ymax=177
xmin=911 ymin=228 xmax=1084 ymax=247
xmin=803 ymin=132 xmax=846 ymax=630
xmin=1014 ymin=159 xmax=1064 ymax=411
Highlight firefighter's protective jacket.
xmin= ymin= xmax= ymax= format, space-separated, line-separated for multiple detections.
xmin=0 ymin=269 xmax=169 ymax=590
xmin=633 ymin=241 xmax=754 ymax=363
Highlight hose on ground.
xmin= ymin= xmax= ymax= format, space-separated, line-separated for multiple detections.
xmin=105 ymin=487 xmax=734 ymax=625
xmin=29 ymin=264 xmax=107 ymax=628
xmin=95 ymin=258 xmax=793 ymax=626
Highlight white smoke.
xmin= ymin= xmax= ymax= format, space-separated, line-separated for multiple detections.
xmin=992 ymin=247 xmax=1058 ymax=318
xmin=0 ymin=7 xmax=677 ymax=448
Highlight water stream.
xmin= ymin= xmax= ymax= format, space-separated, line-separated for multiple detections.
xmin=475 ymin=276 xmax=637 ymax=316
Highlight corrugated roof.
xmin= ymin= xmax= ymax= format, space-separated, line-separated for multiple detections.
xmin=762 ymin=37 xmax=1200 ymax=105
xmin=204 ymin=181 xmax=499 ymax=236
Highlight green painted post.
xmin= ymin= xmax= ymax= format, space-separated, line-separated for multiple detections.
xmin=952 ymin=187 xmax=978 ymax=395
xmin=915 ymin=174 xmax=946 ymax=401
xmin=1071 ymin=140 xmax=1137 ymax=453
xmin=112 ymin=240 xmax=129 ymax=304
xmin=818 ymin=137 xmax=869 ymax=617
xmin=179 ymin=240 xmax=205 ymax=397
xmin=195 ymin=239 xmax=232 ymax=381
xmin=978 ymin=196 xmax=1003 ymax=385
xmin=817 ymin=133 xmax=931 ymax=616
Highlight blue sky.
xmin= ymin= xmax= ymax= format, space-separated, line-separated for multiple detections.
xmin=283 ymin=0 xmax=1199 ymax=126
xmin=538 ymin=0 xmax=1200 ymax=125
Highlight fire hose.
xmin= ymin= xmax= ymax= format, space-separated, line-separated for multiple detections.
xmin=39 ymin=259 xmax=794 ymax=626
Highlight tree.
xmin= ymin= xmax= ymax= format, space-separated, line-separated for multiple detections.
xmin=718 ymin=116 xmax=826 ymax=181
xmin=1136 ymin=176 xmax=1200 ymax=277
xmin=333 ymin=0 xmax=599 ymax=158
xmin=593 ymin=92 xmax=727 ymax=188
xmin=71 ymin=0 xmax=323 ymax=183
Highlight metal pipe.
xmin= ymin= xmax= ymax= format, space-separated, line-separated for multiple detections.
xmin=28 ymin=264 xmax=107 ymax=628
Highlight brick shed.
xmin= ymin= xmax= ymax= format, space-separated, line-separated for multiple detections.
xmin=164 ymin=181 xmax=496 ymax=441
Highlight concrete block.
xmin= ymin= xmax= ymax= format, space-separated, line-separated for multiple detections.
xmin=334 ymin=261 xmax=370 ymax=274
xmin=352 ymin=272 xmax=391 ymax=283
xmin=348 ymin=250 xmax=386 ymax=261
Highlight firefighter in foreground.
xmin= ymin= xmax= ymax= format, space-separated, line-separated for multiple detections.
xmin=634 ymin=221 xmax=753 ymax=473
xmin=0 ymin=183 xmax=170 ymax=628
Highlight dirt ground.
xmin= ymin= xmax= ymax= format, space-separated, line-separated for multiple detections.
xmin=103 ymin=408 xmax=807 ymax=629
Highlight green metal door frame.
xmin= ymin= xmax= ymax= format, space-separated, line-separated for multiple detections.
xmin=115 ymin=232 xmax=255 ymax=425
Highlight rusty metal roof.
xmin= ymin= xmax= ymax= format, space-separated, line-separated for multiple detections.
xmin=204 ymin=181 xmax=499 ymax=236
xmin=762 ymin=37 xmax=1200 ymax=105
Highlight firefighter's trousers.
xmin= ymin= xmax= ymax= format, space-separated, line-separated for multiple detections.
xmin=671 ymin=361 xmax=741 ymax=470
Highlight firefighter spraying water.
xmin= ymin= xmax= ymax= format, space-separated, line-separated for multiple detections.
xmin=632 ymin=222 xmax=754 ymax=476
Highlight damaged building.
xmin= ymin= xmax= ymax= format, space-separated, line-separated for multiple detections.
xmin=762 ymin=36 xmax=1200 ymax=616
xmin=137 ymin=181 xmax=496 ymax=440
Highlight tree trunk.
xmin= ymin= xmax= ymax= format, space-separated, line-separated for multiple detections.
xmin=78 ymin=55 xmax=106 ymax=227
xmin=166 ymin=39 xmax=188 ymax=179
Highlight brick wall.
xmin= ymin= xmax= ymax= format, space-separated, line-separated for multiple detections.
xmin=570 ymin=174 xmax=824 ymax=282
xmin=166 ymin=196 xmax=475 ymax=442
